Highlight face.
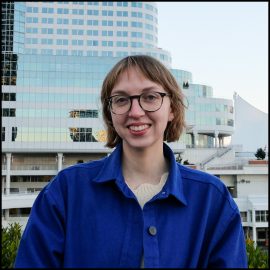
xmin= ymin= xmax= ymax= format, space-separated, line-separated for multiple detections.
xmin=110 ymin=67 xmax=174 ymax=152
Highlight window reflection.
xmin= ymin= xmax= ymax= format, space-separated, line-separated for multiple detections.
xmin=69 ymin=127 xmax=97 ymax=142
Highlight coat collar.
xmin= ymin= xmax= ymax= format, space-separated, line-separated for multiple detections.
xmin=92 ymin=142 xmax=187 ymax=206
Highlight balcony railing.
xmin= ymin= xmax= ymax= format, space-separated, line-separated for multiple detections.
xmin=10 ymin=164 xmax=58 ymax=170
xmin=2 ymin=188 xmax=42 ymax=195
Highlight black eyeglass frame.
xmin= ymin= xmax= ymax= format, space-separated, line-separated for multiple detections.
xmin=107 ymin=92 xmax=170 ymax=115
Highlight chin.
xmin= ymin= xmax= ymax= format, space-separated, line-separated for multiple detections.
xmin=123 ymin=137 xmax=162 ymax=150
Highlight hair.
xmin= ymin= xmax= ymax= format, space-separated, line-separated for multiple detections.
xmin=101 ymin=55 xmax=187 ymax=148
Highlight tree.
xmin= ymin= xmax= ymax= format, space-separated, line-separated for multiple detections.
xmin=255 ymin=147 xmax=266 ymax=160
xmin=2 ymin=223 xmax=22 ymax=268
xmin=246 ymin=238 xmax=269 ymax=268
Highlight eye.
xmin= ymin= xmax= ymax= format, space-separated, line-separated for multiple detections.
xmin=112 ymin=96 xmax=129 ymax=106
xmin=142 ymin=92 xmax=159 ymax=103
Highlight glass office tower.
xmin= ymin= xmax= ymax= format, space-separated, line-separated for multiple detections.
xmin=2 ymin=1 xmax=233 ymax=197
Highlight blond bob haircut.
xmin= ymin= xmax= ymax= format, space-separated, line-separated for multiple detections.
xmin=101 ymin=55 xmax=186 ymax=148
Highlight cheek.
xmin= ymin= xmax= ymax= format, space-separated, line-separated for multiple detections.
xmin=111 ymin=114 xmax=124 ymax=130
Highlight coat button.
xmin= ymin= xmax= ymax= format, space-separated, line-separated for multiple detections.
xmin=148 ymin=226 xmax=157 ymax=236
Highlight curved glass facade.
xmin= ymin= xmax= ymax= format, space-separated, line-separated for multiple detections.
xmin=2 ymin=1 xmax=234 ymax=151
xmin=22 ymin=2 xmax=172 ymax=67
xmin=2 ymin=54 xmax=233 ymax=149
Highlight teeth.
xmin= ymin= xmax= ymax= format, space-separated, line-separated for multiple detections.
xmin=129 ymin=125 xmax=148 ymax=131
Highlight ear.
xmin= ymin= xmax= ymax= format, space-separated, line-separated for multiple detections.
xmin=168 ymin=109 xmax=174 ymax=121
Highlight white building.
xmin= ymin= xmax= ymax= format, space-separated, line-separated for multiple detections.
xmin=231 ymin=92 xmax=268 ymax=152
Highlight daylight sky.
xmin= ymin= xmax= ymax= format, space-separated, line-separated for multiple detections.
xmin=157 ymin=2 xmax=268 ymax=113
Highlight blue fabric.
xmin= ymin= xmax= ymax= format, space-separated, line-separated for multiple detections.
xmin=14 ymin=143 xmax=248 ymax=268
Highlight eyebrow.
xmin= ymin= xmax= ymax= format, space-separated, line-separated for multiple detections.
xmin=111 ymin=86 xmax=162 ymax=96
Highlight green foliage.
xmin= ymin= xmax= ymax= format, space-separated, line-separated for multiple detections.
xmin=1 ymin=222 xmax=22 ymax=268
xmin=255 ymin=147 xmax=266 ymax=160
xmin=1 ymin=222 xmax=269 ymax=268
xmin=246 ymin=238 xmax=269 ymax=268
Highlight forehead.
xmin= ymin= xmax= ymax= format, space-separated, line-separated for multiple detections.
xmin=111 ymin=67 xmax=162 ymax=93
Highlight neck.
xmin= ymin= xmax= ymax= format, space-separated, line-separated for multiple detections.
xmin=122 ymin=142 xmax=169 ymax=188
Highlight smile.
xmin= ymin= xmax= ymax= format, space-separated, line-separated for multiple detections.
xmin=128 ymin=124 xmax=150 ymax=131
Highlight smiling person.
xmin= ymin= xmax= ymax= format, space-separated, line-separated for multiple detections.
xmin=14 ymin=55 xmax=247 ymax=268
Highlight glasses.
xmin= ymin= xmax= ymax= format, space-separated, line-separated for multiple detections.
xmin=108 ymin=91 xmax=170 ymax=115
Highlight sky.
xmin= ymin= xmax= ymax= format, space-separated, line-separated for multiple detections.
xmin=157 ymin=2 xmax=268 ymax=114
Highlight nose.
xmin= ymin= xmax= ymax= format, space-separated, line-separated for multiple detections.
xmin=128 ymin=97 xmax=145 ymax=117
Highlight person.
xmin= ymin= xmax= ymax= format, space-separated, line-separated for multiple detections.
xmin=14 ymin=55 xmax=248 ymax=268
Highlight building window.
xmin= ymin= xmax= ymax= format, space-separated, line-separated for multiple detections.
xmin=57 ymin=18 xmax=69 ymax=24
xmin=116 ymin=21 xmax=128 ymax=27
xmin=12 ymin=127 xmax=17 ymax=141
xmin=57 ymin=29 xmax=69 ymax=35
xmin=102 ymin=41 xmax=113 ymax=47
xmin=117 ymin=31 xmax=128 ymax=37
xmin=42 ymin=7 xmax=54 ymax=13
xmin=69 ymin=110 xmax=98 ymax=118
xmin=72 ymin=9 xmax=84 ymax=15
xmin=42 ymin=18 xmax=54 ymax=24
xmin=87 ymin=30 xmax=98 ymax=36
xmin=87 ymin=40 xmax=98 ymax=46
xmin=116 ymin=11 xmax=128 ymax=17
xmin=9 ymin=208 xmax=31 ymax=217
xmin=131 ymin=21 xmax=143 ymax=28
xmin=71 ymin=50 xmax=83 ymax=56
xmin=87 ymin=10 xmax=98 ymax=15
xmin=102 ymin=51 xmax=113 ymax=57
xmin=87 ymin=20 xmax=98 ymax=26
xmin=2 ymin=108 xmax=16 ymax=117
xmin=131 ymin=42 xmax=143 ymax=48
xmin=102 ymin=10 xmax=113 ymax=16
xmin=116 ymin=41 xmax=128 ymax=47
xmin=72 ymin=19 xmax=84 ymax=25
xmin=102 ymin=2 xmax=113 ymax=6
xmin=2 ymin=93 xmax=16 ymax=101
xmin=72 ymin=40 xmax=84 ymax=46
xmin=87 ymin=51 xmax=98 ymax=56
xmin=56 ymin=39 xmax=68 ymax=45
xmin=2 ymin=127 xmax=5 ymax=141
xmin=227 ymin=119 xmax=234 ymax=127
xmin=72 ymin=29 xmax=84 ymax=35
xmin=240 ymin=211 xmax=247 ymax=222
xmin=41 ymin=28 xmax=54 ymax=34
xmin=256 ymin=210 xmax=268 ymax=222
xmin=102 ymin=20 xmax=113 ymax=26
xmin=69 ymin=127 xmax=97 ymax=142
xmin=131 ymin=12 xmax=142 ymax=18
xmin=131 ymin=2 xmax=142 ymax=8
xmin=102 ymin=30 xmax=113 ymax=36
xmin=117 ymin=2 xmax=128 ymax=7
xmin=131 ymin=32 xmax=142 ymax=38
xmin=88 ymin=2 xmax=99 ymax=5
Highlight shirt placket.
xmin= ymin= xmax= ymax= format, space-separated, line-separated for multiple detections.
xmin=142 ymin=204 xmax=159 ymax=267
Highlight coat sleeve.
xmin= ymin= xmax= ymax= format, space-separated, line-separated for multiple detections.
xmin=208 ymin=209 xmax=248 ymax=268
xmin=14 ymin=183 xmax=66 ymax=268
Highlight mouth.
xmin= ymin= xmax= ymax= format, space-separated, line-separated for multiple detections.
xmin=128 ymin=124 xmax=151 ymax=132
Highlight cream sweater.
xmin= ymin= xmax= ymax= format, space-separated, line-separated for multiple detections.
xmin=127 ymin=172 xmax=169 ymax=209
